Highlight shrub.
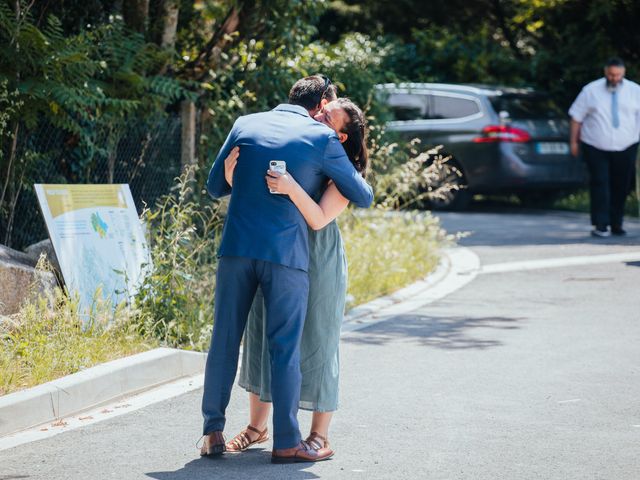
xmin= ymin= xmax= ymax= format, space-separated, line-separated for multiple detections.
xmin=133 ymin=169 xmax=224 ymax=350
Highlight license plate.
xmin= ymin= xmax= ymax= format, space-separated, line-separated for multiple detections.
xmin=536 ymin=142 xmax=570 ymax=155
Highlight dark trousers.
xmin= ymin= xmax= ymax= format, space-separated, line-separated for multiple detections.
xmin=582 ymin=142 xmax=637 ymax=228
xmin=201 ymin=256 xmax=309 ymax=449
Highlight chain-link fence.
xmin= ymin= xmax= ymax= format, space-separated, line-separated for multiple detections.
xmin=1 ymin=114 xmax=184 ymax=251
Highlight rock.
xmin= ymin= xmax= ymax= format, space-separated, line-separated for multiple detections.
xmin=23 ymin=239 xmax=61 ymax=273
xmin=0 ymin=244 xmax=57 ymax=315
xmin=0 ymin=243 xmax=37 ymax=268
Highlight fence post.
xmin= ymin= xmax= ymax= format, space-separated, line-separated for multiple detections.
xmin=180 ymin=101 xmax=197 ymax=176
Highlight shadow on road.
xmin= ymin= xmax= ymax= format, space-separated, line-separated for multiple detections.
xmin=343 ymin=314 xmax=523 ymax=349
xmin=146 ymin=449 xmax=320 ymax=480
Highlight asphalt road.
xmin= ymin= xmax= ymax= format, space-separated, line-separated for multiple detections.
xmin=1 ymin=208 xmax=639 ymax=480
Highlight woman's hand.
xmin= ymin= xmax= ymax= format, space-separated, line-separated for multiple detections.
xmin=224 ymin=146 xmax=240 ymax=186
xmin=265 ymin=169 xmax=298 ymax=195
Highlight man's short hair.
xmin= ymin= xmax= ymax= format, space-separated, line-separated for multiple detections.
xmin=605 ymin=57 xmax=625 ymax=68
xmin=288 ymin=75 xmax=336 ymax=110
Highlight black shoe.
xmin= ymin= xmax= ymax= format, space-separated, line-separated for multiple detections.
xmin=591 ymin=226 xmax=610 ymax=238
xmin=611 ymin=226 xmax=627 ymax=236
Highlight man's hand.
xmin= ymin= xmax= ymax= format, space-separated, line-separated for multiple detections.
xmin=224 ymin=146 xmax=239 ymax=187
xmin=570 ymin=141 xmax=580 ymax=157
xmin=569 ymin=119 xmax=581 ymax=158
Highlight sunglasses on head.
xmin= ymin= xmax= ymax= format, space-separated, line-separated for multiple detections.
xmin=320 ymin=74 xmax=332 ymax=100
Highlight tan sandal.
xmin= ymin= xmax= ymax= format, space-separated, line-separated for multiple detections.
xmin=305 ymin=431 xmax=330 ymax=450
xmin=226 ymin=425 xmax=269 ymax=452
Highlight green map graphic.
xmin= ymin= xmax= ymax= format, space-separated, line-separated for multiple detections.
xmin=91 ymin=212 xmax=108 ymax=238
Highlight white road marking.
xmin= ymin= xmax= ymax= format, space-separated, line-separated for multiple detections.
xmin=0 ymin=374 xmax=204 ymax=452
xmin=481 ymin=251 xmax=640 ymax=274
xmin=557 ymin=399 xmax=582 ymax=404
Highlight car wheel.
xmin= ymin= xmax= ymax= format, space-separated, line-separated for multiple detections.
xmin=424 ymin=157 xmax=471 ymax=211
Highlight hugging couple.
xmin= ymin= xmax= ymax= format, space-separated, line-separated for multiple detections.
xmin=200 ymin=74 xmax=374 ymax=463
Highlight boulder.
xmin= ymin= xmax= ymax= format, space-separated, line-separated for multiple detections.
xmin=0 ymin=244 xmax=57 ymax=315
xmin=24 ymin=239 xmax=61 ymax=273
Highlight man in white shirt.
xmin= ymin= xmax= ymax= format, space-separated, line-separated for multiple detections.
xmin=569 ymin=57 xmax=640 ymax=237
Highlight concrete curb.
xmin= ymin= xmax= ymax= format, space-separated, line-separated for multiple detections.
xmin=342 ymin=246 xmax=480 ymax=333
xmin=344 ymin=249 xmax=452 ymax=323
xmin=0 ymin=347 xmax=206 ymax=436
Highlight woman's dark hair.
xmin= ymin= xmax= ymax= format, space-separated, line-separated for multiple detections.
xmin=335 ymin=97 xmax=369 ymax=178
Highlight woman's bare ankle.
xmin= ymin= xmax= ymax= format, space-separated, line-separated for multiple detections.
xmin=247 ymin=423 xmax=267 ymax=441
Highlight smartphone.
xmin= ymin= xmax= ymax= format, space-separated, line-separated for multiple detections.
xmin=269 ymin=160 xmax=286 ymax=194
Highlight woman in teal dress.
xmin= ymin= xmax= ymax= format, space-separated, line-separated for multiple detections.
xmin=222 ymin=98 xmax=369 ymax=456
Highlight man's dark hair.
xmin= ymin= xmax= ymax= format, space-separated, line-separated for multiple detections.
xmin=288 ymin=75 xmax=336 ymax=110
xmin=605 ymin=57 xmax=625 ymax=68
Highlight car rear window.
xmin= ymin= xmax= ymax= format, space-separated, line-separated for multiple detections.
xmin=429 ymin=95 xmax=480 ymax=119
xmin=489 ymin=95 xmax=564 ymax=120
xmin=387 ymin=93 xmax=427 ymax=121
xmin=386 ymin=92 xmax=479 ymax=121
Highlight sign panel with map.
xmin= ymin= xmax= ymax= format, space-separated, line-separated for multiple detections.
xmin=34 ymin=184 xmax=150 ymax=313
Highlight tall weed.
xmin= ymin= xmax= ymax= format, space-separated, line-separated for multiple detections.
xmin=133 ymin=168 xmax=224 ymax=350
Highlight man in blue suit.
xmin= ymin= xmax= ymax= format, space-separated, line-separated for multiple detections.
xmin=201 ymin=75 xmax=373 ymax=463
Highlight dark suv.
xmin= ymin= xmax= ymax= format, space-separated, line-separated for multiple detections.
xmin=377 ymin=83 xmax=587 ymax=209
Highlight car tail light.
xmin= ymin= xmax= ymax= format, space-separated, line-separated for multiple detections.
xmin=473 ymin=125 xmax=531 ymax=143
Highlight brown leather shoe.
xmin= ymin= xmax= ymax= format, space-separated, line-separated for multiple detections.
xmin=271 ymin=440 xmax=334 ymax=464
xmin=226 ymin=424 xmax=269 ymax=452
xmin=200 ymin=431 xmax=226 ymax=457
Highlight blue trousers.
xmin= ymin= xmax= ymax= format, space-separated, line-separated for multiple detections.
xmin=201 ymin=256 xmax=309 ymax=449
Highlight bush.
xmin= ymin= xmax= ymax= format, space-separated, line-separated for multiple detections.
xmin=133 ymin=169 xmax=224 ymax=351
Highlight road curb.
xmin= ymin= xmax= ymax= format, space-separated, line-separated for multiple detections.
xmin=342 ymin=246 xmax=480 ymax=333
xmin=0 ymin=347 xmax=206 ymax=437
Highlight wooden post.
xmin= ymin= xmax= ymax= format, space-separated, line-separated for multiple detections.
xmin=180 ymin=101 xmax=197 ymax=176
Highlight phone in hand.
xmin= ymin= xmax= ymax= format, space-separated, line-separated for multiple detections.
xmin=269 ymin=160 xmax=286 ymax=194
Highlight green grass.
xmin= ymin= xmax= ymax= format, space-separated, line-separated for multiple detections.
xmin=552 ymin=189 xmax=640 ymax=218
xmin=472 ymin=189 xmax=640 ymax=218
xmin=340 ymin=208 xmax=450 ymax=307
xmin=0 ymin=287 xmax=156 ymax=396
xmin=0 ymin=207 xmax=448 ymax=396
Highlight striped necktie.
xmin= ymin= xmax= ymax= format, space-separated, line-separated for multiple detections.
xmin=611 ymin=90 xmax=620 ymax=128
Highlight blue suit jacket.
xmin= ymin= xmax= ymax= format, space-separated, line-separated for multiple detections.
xmin=206 ymin=104 xmax=374 ymax=271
